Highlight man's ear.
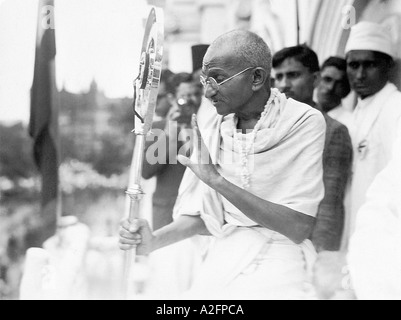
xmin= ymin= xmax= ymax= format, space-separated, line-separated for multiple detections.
xmin=252 ymin=68 xmax=269 ymax=91
xmin=313 ymin=72 xmax=321 ymax=89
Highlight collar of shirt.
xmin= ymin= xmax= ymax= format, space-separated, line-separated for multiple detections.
xmin=353 ymin=82 xmax=392 ymax=123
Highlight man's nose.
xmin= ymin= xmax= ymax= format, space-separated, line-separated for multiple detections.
xmin=276 ymin=77 xmax=291 ymax=91
xmin=325 ymin=81 xmax=336 ymax=93
xmin=204 ymin=85 xmax=218 ymax=99
xmin=355 ymin=66 xmax=366 ymax=80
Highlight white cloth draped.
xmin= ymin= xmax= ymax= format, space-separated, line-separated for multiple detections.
xmin=346 ymin=83 xmax=401 ymax=239
xmin=348 ymin=124 xmax=401 ymax=300
xmin=173 ymin=89 xmax=326 ymax=299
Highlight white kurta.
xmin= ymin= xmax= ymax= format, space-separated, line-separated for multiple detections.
xmin=347 ymin=83 xmax=401 ymax=238
xmin=348 ymin=125 xmax=401 ymax=300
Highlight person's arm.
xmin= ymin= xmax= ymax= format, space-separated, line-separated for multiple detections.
xmin=212 ymin=177 xmax=315 ymax=244
xmin=119 ymin=215 xmax=210 ymax=255
xmin=142 ymin=121 xmax=169 ymax=180
xmin=178 ymin=115 xmax=316 ymax=244
xmin=142 ymin=119 xmax=187 ymax=180
xmin=312 ymin=125 xmax=353 ymax=252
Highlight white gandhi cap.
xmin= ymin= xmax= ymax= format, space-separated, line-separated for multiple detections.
xmin=345 ymin=21 xmax=396 ymax=58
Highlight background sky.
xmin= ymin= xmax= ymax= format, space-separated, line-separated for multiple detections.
xmin=0 ymin=0 xmax=149 ymax=124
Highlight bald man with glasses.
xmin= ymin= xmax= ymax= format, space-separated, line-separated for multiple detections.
xmin=120 ymin=30 xmax=326 ymax=299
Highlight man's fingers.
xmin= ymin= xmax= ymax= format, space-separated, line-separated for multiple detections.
xmin=119 ymin=236 xmax=142 ymax=246
xmin=119 ymin=244 xmax=136 ymax=251
xmin=129 ymin=219 xmax=150 ymax=233
xmin=119 ymin=219 xmax=149 ymax=234
xmin=119 ymin=228 xmax=142 ymax=240
xmin=191 ymin=114 xmax=202 ymax=145
xmin=120 ymin=219 xmax=131 ymax=231
xmin=118 ymin=219 xmax=151 ymax=253
xmin=191 ymin=114 xmax=212 ymax=165
xmin=192 ymin=114 xmax=204 ymax=163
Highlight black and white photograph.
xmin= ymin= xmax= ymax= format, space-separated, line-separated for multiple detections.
xmin=0 ymin=0 xmax=400 ymax=303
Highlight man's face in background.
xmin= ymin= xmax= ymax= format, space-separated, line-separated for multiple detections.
xmin=273 ymin=58 xmax=317 ymax=105
xmin=173 ymin=82 xmax=203 ymax=124
xmin=347 ymin=50 xmax=392 ymax=100
xmin=317 ymin=66 xmax=350 ymax=112
xmin=175 ymin=82 xmax=203 ymax=109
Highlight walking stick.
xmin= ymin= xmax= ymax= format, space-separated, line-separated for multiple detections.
xmin=123 ymin=7 xmax=164 ymax=299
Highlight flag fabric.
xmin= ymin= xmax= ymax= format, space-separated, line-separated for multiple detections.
xmin=29 ymin=0 xmax=59 ymax=245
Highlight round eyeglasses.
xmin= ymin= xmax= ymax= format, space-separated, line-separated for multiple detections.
xmin=200 ymin=67 xmax=255 ymax=91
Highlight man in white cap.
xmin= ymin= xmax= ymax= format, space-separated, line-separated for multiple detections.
xmin=344 ymin=21 xmax=401 ymax=242
xmin=313 ymin=21 xmax=401 ymax=300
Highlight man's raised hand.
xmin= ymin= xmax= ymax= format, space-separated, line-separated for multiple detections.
xmin=177 ymin=115 xmax=221 ymax=187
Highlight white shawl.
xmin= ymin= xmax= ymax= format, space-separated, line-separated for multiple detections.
xmin=348 ymin=125 xmax=401 ymax=300
xmin=172 ymin=90 xmax=325 ymax=297
xmin=173 ymin=89 xmax=326 ymax=238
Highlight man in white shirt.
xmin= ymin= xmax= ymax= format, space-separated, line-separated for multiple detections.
xmin=313 ymin=21 xmax=401 ymax=300
xmin=345 ymin=21 xmax=401 ymax=241
xmin=347 ymin=124 xmax=401 ymax=300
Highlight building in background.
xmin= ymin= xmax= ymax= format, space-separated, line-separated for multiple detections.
xmin=59 ymin=81 xmax=133 ymax=175
xmin=158 ymin=0 xmax=400 ymax=89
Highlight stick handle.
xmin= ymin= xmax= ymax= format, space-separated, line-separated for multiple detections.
xmin=122 ymin=134 xmax=146 ymax=299
xmin=121 ymin=6 xmax=164 ymax=299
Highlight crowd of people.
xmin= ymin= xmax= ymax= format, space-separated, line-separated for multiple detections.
xmin=120 ymin=21 xmax=401 ymax=300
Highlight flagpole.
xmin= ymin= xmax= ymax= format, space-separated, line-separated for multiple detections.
xmin=296 ymin=0 xmax=300 ymax=45
xmin=29 ymin=0 xmax=59 ymax=246
xmin=51 ymin=58 xmax=63 ymax=230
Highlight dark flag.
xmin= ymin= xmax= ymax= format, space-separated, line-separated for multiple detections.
xmin=28 ymin=0 xmax=59 ymax=246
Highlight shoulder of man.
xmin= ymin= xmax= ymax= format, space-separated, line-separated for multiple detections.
xmin=379 ymin=87 xmax=401 ymax=123
xmin=286 ymin=98 xmax=326 ymax=128
xmin=323 ymin=114 xmax=353 ymax=162
xmin=324 ymin=113 xmax=351 ymax=137
xmin=389 ymin=91 xmax=401 ymax=110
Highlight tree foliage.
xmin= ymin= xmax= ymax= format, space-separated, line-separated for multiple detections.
xmin=0 ymin=123 xmax=37 ymax=181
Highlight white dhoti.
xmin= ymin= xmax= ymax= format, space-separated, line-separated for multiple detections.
xmin=185 ymin=228 xmax=317 ymax=300
xmin=173 ymin=90 xmax=325 ymax=300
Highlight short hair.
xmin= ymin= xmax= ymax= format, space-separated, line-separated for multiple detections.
xmin=160 ymin=69 xmax=175 ymax=94
xmin=345 ymin=51 xmax=395 ymax=69
xmin=273 ymin=45 xmax=320 ymax=73
xmin=373 ymin=51 xmax=395 ymax=69
xmin=321 ymin=56 xmax=347 ymax=73
xmin=209 ymin=30 xmax=272 ymax=76
xmin=170 ymin=72 xmax=195 ymax=94
xmin=321 ymin=57 xmax=351 ymax=97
